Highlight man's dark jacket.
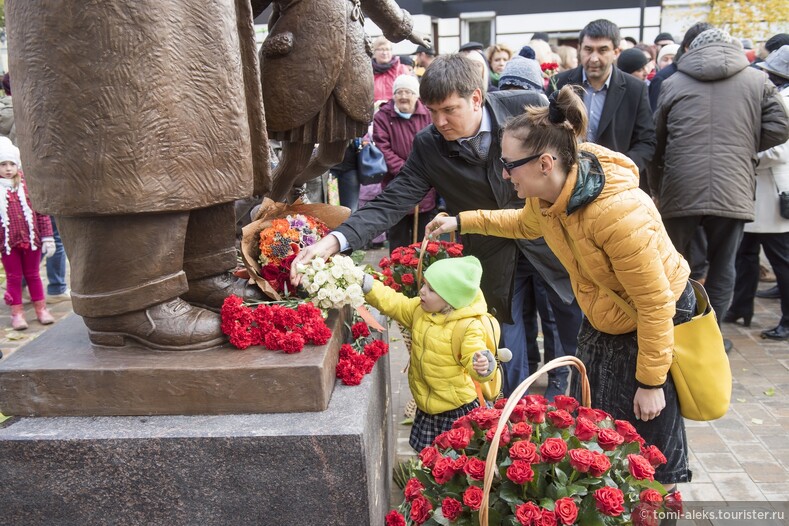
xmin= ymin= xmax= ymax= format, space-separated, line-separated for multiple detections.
xmin=552 ymin=65 xmax=656 ymax=186
xmin=335 ymin=90 xmax=574 ymax=323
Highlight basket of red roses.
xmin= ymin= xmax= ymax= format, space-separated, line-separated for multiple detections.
xmin=387 ymin=356 xmax=681 ymax=526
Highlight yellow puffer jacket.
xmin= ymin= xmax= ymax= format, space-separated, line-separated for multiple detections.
xmin=365 ymin=280 xmax=493 ymax=414
xmin=460 ymin=143 xmax=689 ymax=387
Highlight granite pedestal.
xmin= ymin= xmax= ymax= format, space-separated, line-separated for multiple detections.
xmin=0 ymin=312 xmax=344 ymax=416
xmin=0 ymin=352 xmax=393 ymax=525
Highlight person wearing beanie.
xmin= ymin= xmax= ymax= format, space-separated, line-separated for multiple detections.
xmin=397 ymin=54 xmax=414 ymax=74
xmin=651 ymin=22 xmax=789 ymax=350
xmin=656 ymin=43 xmax=680 ymax=71
xmin=373 ymin=74 xmax=436 ymax=252
xmin=358 ymin=255 xmax=499 ymax=450
xmin=498 ymin=55 xmax=546 ymax=93
xmin=654 ymin=32 xmax=675 ymax=49
xmin=0 ymin=137 xmax=56 ymax=330
xmin=617 ymin=47 xmax=650 ymax=80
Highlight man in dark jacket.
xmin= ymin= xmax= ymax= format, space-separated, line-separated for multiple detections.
xmin=651 ymin=28 xmax=789 ymax=327
xmin=293 ymin=54 xmax=581 ymax=397
xmin=551 ymin=19 xmax=656 ymax=193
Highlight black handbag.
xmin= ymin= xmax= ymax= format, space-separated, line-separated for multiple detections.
xmin=356 ymin=141 xmax=387 ymax=185
xmin=780 ymin=190 xmax=789 ymax=220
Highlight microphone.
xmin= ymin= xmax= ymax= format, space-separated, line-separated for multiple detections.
xmin=497 ymin=347 xmax=513 ymax=363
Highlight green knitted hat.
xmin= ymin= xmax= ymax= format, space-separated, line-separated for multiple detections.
xmin=423 ymin=256 xmax=483 ymax=309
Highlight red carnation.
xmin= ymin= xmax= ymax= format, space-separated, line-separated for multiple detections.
xmin=385 ymin=510 xmax=406 ymax=526
xmin=351 ymin=321 xmax=370 ymax=340
xmin=363 ymin=340 xmax=389 ymax=360
xmin=441 ymin=497 xmax=463 ymax=522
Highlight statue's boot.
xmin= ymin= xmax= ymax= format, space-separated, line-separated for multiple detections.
xmin=83 ymin=298 xmax=224 ymax=350
xmin=182 ymin=272 xmax=265 ymax=312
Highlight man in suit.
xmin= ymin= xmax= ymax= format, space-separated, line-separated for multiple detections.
xmin=551 ymin=19 xmax=656 ymax=192
xmin=292 ymin=54 xmax=581 ymax=397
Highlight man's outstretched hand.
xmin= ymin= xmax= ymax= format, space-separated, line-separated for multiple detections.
xmin=289 ymin=234 xmax=341 ymax=286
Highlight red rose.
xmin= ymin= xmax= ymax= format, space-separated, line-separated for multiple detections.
xmin=511 ymin=422 xmax=533 ymax=439
xmin=379 ymin=257 xmax=391 ymax=268
xmin=573 ymin=416 xmax=598 ymax=441
xmin=547 ymin=409 xmax=574 ymax=429
xmin=410 ymin=495 xmax=433 ymax=524
xmin=441 ymin=497 xmax=463 ymax=522
xmin=385 ymin=510 xmax=406 ymax=526
xmin=553 ymin=395 xmax=580 ymax=413
xmin=589 ymin=452 xmax=611 ymax=477
xmin=506 ymin=460 xmax=535 ymax=484
xmin=568 ymin=448 xmax=595 ymax=473
xmin=541 ymin=509 xmax=558 ymax=526
xmin=463 ymin=485 xmax=483 ymax=511
xmin=382 ymin=267 xmax=393 ymax=277
xmin=509 ymin=440 xmax=539 ymax=463
xmin=494 ymin=398 xmax=508 ymax=409
xmin=554 ymin=497 xmax=578 ymax=525
xmin=451 ymin=415 xmax=474 ymax=431
xmin=515 ymin=502 xmax=541 ymax=526
xmin=540 ymin=437 xmax=568 ymax=463
xmin=404 ymin=477 xmax=424 ymax=502
xmin=615 ymin=419 xmax=645 ymax=445
xmin=432 ymin=456 xmax=457 ymax=484
xmin=452 ymin=455 xmax=468 ymax=472
xmin=597 ymin=428 xmax=624 ymax=451
xmin=628 ymin=454 xmax=656 ymax=481
xmin=469 ymin=407 xmax=502 ymax=429
xmin=593 ymin=408 xmax=612 ymax=421
xmin=665 ymin=491 xmax=683 ymax=514
xmin=577 ymin=406 xmax=609 ymax=423
xmin=641 ymin=445 xmax=668 ymax=467
xmin=640 ymin=489 xmax=663 ymax=507
xmin=419 ymin=446 xmax=440 ymax=468
xmin=509 ymin=403 xmax=528 ymax=423
xmin=401 ymin=273 xmax=415 ymax=285
xmin=425 ymin=242 xmax=440 ymax=255
xmin=447 ymin=427 xmax=473 ymax=451
xmin=485 ymin=426 xmax=511 ymax=446
xmin=523 ymin=403 xmax=548 ymax=424
xmin=447 ymin=246 xmax=463 ymax=257
xmin=633 ymin=503 xmax=659 ymax=526
xmin=463 ymin=457 xmax=486 ymax=480
xmin=433 ymin=431 xmax=451 ymax=450
xmin=523 ymin=394 xmax=548 ymax=405
xmin=594 ymin=487 xmax=625 ymax=516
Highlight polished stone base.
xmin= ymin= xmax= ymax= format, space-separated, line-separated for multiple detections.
xmin=0 ymin=312 xmax=343 ymax=416
xmin=0 ymin=353 xmax=393 ymax=525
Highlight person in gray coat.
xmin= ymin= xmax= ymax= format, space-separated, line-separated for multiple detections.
xmin=650 ymin=28 xmax=789 ymax=329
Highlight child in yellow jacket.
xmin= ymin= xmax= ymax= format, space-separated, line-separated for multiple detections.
xmin=362 ymin=255 xmax=495 ymax=451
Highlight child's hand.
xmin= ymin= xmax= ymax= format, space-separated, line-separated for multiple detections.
xmin=472 ymin=351 xmax=492 ymax=376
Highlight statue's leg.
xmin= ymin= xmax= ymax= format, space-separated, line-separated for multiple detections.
xmin=294 ymin=140 xmax=348 ymax=186
xmin=181 ymin=202 xmax=265 ymax=311
xmin=58 ymin=213 xmax=224 ymax=351
xmin=268 ymin=142 xmax=316 ymax=202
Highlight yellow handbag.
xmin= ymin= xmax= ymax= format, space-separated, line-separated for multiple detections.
xmin=563 ymin=230 xmax=731 ymax=421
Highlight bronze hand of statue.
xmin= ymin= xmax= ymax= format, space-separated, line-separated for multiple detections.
xmin=409 ymin=31 xmax=432 ymax=49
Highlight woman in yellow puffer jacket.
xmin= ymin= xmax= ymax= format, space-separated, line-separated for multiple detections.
xmin=426 ymin=86 xmax=695 ymax=488
xmin=363 ymin=256 xmax=496 ymax=451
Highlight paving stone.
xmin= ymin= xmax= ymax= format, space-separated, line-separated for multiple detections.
xmin=679 ymin=482 xmax=724 ymax=501
xmin=741 ymin=461 xmax=789 ymax=483
xmin=756 ymin=483 xmax=789 ymax=501
xmin=694 ymin=452 xmax=745 ymax=473
xmin=711 ymin=472 xmax=767 ymax=501
xmin=726 ymin=443 xmax=777 ymax=464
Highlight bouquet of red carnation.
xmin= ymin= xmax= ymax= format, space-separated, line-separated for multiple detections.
xmin=378 ymin=240 xmax=464 ymax=298
xmin=387 ymin=359 xmax=681 ymax=526
xmin=335 ymin=320 xmax=390 ymax=386
xmin=220 ymin=295 xmax=332 ymax=351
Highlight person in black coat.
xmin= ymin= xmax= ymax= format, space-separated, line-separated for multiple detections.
xmin=550 ymin=19 xmax=655 ymax=192
xmin=293 ymin=54 xmax=582 ymax=397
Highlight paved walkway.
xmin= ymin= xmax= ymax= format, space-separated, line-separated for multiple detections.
xmin=1 ymin=256 xmax=787 ymax=506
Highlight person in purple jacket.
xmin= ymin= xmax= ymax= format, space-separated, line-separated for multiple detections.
xmin=373 ymin=74 xmax=437 ymax=251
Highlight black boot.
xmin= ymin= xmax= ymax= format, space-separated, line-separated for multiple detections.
xmin=182 ymin=273 xmax=266 ymax=312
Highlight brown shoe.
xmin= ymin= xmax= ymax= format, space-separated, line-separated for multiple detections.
xmin=83 ymin=298 xmax=225 ymax=351
xmin=182 ymin=272 xmax=266 ymax=312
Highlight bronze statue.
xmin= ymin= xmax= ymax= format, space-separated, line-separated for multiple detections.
xmin=7 ymin=0 xmax=269 ymax=350
xmin=252 ymin=0 xmax=430 ymax=201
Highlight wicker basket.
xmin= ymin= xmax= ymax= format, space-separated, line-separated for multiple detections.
xmin=480 ymin=356 xmax=592 ymax=526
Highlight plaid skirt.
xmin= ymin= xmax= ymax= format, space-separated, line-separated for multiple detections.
xmin=571 ymin=281 xmax=696 ymax=484
xmin=410 ymin=400 xmax=480 ymax=451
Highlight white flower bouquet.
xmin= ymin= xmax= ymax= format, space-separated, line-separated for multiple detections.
xmin=296 ymin=255 xmax=366 ymax=311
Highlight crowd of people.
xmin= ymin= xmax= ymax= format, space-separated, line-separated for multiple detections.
xmin=291 ymin=18 xmax=789 ymax=490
